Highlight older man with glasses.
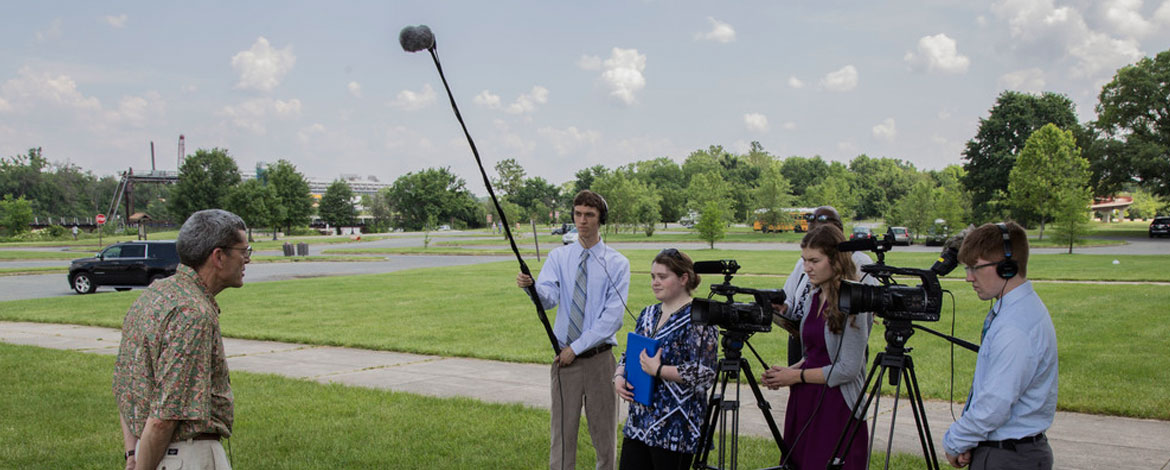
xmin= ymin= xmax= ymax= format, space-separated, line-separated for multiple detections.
xmin=772 ymin=206 xmax=876 ymax=365
xmin=113 ymin=209 xmax=250 ymax=470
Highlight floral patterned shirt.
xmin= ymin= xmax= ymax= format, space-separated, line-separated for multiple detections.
xmin=112 ymin=264 xmax=233 ymax=440
xmin=618 ymin=303 xmax=719 ymax=453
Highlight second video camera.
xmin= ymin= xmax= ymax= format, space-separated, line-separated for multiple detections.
xmin=690 ymin=260 xmax=785 ymax=333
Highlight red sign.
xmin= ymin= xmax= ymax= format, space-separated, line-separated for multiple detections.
xmin=96 ymin=214 xmax=107 ymax=225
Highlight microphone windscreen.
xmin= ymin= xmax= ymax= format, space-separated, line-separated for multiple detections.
xmin=399 ymin=25 xmax=435 ymax=52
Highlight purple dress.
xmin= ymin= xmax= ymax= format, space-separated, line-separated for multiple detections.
xmin=782 ymin=293 xmax=868 ymax=469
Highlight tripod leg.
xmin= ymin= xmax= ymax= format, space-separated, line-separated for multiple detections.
xmin=738 ymin=359 xmax=792 ymax=466
xmin=828 ymin=354 xmax=886 ymax=469
xmin=694 ymin=360 xmax=734 ymax=469
xmin=902 ymin=357 xmax=941 ymax=470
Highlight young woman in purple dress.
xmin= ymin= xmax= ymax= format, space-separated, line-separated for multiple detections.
xmin=761 ymin=225 xmax=873 ymax=469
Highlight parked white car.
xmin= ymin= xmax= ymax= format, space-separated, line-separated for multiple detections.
xmin=562 ymin=226 xmax=578 ymax=245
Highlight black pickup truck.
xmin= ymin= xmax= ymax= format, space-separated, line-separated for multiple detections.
xmin=68 ymin=241 xmax=180 ymax=294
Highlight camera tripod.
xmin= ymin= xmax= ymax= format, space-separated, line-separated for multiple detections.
xmin=693 ymin=331 xmax=792 ymax=470
xmin=827 ymin=319 xmax=938 ymax=470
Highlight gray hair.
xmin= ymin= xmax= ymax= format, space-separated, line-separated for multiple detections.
xmin=177 ymin=209 xmax=247 ymax=268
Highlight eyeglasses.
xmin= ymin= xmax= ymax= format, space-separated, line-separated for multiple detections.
xmin=963 ymin=262 xmax=997 ymax=274
xmin=807 ymin=214 xmax=836 ymax=223
xmin=659 ymin=248 xmax=682 ymax=259
xmin=220 ymin=245 xmax=253 ymax=258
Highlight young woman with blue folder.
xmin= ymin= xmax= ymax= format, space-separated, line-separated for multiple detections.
xmin=613 ymin=248 xmax=719 ymax=469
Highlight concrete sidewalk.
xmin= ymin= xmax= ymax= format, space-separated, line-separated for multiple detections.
xmin=2 ymin=321 xmax=1167 ymax=470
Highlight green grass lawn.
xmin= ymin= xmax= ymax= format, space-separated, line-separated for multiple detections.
xmin=0 ymin=343 xmax=932 ymax=469
xmin=1 ymin=259 xmax=1166 ymax=419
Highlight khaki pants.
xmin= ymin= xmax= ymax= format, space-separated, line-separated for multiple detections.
xmin=138 ymin=439 xmax=231 ymax=470
xmin=550 ymin=350 xmax=618 ymax=470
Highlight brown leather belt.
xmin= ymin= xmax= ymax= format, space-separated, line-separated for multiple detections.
xmin=192 ymin=433 xmax=221 ymax=441
xmin=575 ymin=343 xmax=612 ymax=359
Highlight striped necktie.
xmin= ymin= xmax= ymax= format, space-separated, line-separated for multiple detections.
xmin=567 ymin=250 xmax=589 ymax=344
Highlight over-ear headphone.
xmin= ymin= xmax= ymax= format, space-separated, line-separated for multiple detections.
xmin=995 ymin=222 xmax=1018 ymax=279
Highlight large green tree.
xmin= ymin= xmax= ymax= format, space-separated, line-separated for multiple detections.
xmin=695 ymin=201 xmax=726 ymax=249
xmin=384 ymin=167 xmax=480 ymax=231
xmin=318 ymin=179 xmax=356 ymax=234
xmin=224 ymin=179 xmax=284 ymax=241
xmin=492 ymin=158 xmax=527 ymax=197
xmin=849 ymin=154 xmax=919 ymax=220
xmin=886 ymin=178 xmax=936 ymax=240
xmin=510 ymin=176 xmax=560 ymax=223
xmin=779 ymin=156 xmax=830 ymax=199
xmin=0 ymin=194 xmax=34 ymax=235
xmin=962 ymin=91 xmax=1080 ymax=223
xmin=266 ymin=160 xmax=314 ymax=234
xmin=800 ymin=163 xmax=856 ymax=218
xmin=632 ymin=157 xmax=686 ymax=224
xmin=591 ymin=170 xmax=660 ymax=234
xmin=1008 ymin=124 xmax=1091 ymax=239
xmin=1092 ymin=49 xmax=1170 ymax=198
xmin=752 ymin=162 xmax=795 ymax=228
xmin=169 ymin=148 xmax=241 ymax=223
xmin=685 ymin=170 xmax=732 ymax=220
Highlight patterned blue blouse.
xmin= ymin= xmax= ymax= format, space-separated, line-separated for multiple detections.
xmin=618 ymin=302 xmax=719 ymax=453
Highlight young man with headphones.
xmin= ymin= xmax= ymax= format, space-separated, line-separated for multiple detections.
xmin=944 ymin=221 xmax=1058 ymax=469
xmin=517 ymin=189 xmax=630 ymax=470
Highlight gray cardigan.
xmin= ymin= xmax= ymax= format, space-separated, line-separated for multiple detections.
xmin=797 ymin=285 xmax=873 ymax=416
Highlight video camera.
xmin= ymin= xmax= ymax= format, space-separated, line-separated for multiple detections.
xmin=690 ymin=260 xmax=785 ymax=333
xmin=835 ymin=232 xmax=964 ymax=323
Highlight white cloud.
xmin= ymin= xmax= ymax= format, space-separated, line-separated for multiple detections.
xmin=273 ymin=98 xmax=302 ymax=116
xmin=474 ymin=90 xmax=501 ymax=108
xmin=601 ymin=48 xmax=646 ymax=105
xmin=347 ymin=81 xmax=362 ymax=98
xmin=872 ymin=118 xmax=897 ymax=142
xmin=106 ymin=91 xmax=165 ymax=128
xmin=103 ymin=14 xmax=128 ymax=28
xmin=999 ymin=68 xmax=1046 ymax=91
xmin=538 ymin=126 xmax=601 ymax=155
xmin=506 ymin=86 xmax=549 ymax=114
xmin=36 ymin=19 xmax=63 ymax=42
xmin=389 ymin=83 xmax=436 ymax=111
xmin=1069 ymin=31 xmax=1142 ymax=77
xmin=782 ymin=121 xmax=797 ymax=131
xmin=991 ymin=0 xmax=1144 ymax=78
xmin=1157 ymin=0 xmax=1170 ymax=24
xmin=297 ymin=123 xmax=327 ymax=144
xmin=904 ymin=33 xmax=970 ymax=74
xmin=744 ymin=113 xmax=769 ymax=132
xmin=695 ymin=17 xmax=736 ymax=43
xmin=220 ymin=97 xmax=302 ymax=134
xmin=385 ymin=125 xmax=433 ymax=151
xmin=0 ymin=97 xmax=10 ymax=112
xmin=577 ymin=55 xmax=602 ymax=71
xmin=181 ymin=84 xmax=198 ymax=93
xmin=0 ymin=67 xmax=101 ymax=112
xmin=1101 ymin=0 xmax=1152 ymax=36
xmin=231 ymin=37 xmax=296 ymax=92
xmin=821 ymin=65 xmax=858 ymax=92
xmin=787 ymin=76 xmax=805 ymax=89
xmin=938 ymin=110 xmax=952 ymax=120
xmin=837 ymin=141 xmax=859 ymax=155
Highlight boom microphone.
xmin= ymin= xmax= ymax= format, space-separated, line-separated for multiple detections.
xmin=398 ymin=25 xmax=435 ymax=52
xmin=399 ymin=24 xmax=561 ymax=356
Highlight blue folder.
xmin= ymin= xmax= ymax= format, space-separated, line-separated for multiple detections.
xmin=625 ymin=332 xmax=661 ymax=406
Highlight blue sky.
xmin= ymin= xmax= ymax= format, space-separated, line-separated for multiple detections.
xmin=3 ymin=1 xmax=1169 ymax=195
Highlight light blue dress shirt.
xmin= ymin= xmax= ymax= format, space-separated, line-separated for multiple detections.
xmin=943 ymin=280 xmax=1058 ymax=456
xmin=533 ymin=239 xmax=630 ymax=355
